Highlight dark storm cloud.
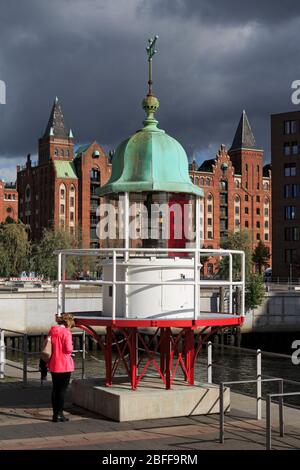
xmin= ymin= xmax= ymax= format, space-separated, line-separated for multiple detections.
xmin=0 ymin=0 xmax=300 ymax=181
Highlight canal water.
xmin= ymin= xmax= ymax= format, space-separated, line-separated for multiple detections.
xmin=7 ymin=344 xmax=300 ymax=407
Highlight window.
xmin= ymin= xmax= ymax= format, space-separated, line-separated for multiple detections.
xmin=235 ymin=206 xmax=239 ymax=214
xmin=200 ymin=177 xmax=204 ymax=186
xmin=245 ymin=207 xmax=249 ymax=214
xmin=220 ymin=193 xmax=227 ymax=205
xmin=207 ymin=263 xmax=214 ymax=274
xmin=284 ymin=184 xmax=289 ymax=198
xmin=207 ymin=218 xmax=212 ymax=226
xmin=257 ymin=165 xmax=260 ymax=173
xmin=220 ymin=220 xmax=227 ymax=231
xmin=66 ymin=150 xmax=70 ymax=157
xmin=245 ymin=182 xmax=248 ymax=189
xmin=61 ymin=149 xmax=64 ymax=157
xmin=245 ymin=221 xmax=249 ymax=228
xmin=245 ymin=195 xmax=249 ymax=202
xmin=220 ymin=180 xmax=227 ymax=190
xmin=265 ymin=221 xmax=269 ymax=229
xmin=206 ymin=178 xmax=211 ymax=186
xmin=60 ymin=189 xmax=65 ymax=199
xmin=257 ymin=183 xmax=260 ymax=190
xmin=284 ymin=143 xmax=291 ymax=156
xmin=245 ymin=164 xmax=248 ymax=171
xmin=256 ymin=208 xmax=260 ymax=215
xmin=285 ymin=206 xmax=296 ymax=220
xmin=292 ymin=142 xmax=299 ymax=155
xmin=284 ymin=163 xmax=296 ymax=177
xmin=235 ymin=180 xmax=240 ymax=188
xmin=207 ymin=231 xmax=213 ymax=239
xmin=256 ymin=221 xmax=260 ymax=228
xmin=256 ymin=196 xmax=260 ymax=202
xmin=292 ymin=184 xmax=299 ymax=198
xmin=285 ymin=249 xmax=296 ymax=263
xmin=70 ymin=197 xmax=74 ymax=207
xmin=256 ymin=233 xmax=260 ymax=240
xmin=54 ymin=148 xmax=58 ymax=156
xmin=293 ymin=227 xmax=300 ymax=241
xmin=284 ymin=120 xmax=297 ymax=135
xmin=60 ymin=204 xmax=64 ymax=215
xmin=207 ymin=204 xmax=212 ymax=213
xmin=264 ymin=208 xmax=269 ymax=216
xmin=265 ymin=234 xmax=269 ymax=241
xmin=264 ymin=182 xmax=269 ymax=190
xmin=235 ymin=219 xmax=239 ymax=227
xmin=70 ymin=212 xmax=74 ymax=221
xmin=90 ymin=168 xmax=100 ymax=182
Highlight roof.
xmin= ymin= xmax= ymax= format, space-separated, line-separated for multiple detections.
xmin=198 ymin=159 xmax=215 ymax=172
xmin=230 ymin=110 xmax=257 ymax=151
xmin=74 ymin=143 xmax=92 ymax=158
xmin=54 ymin=160 xmax=78 ymax=179
xmin=43 ymin=97 xmax=69 ymax=139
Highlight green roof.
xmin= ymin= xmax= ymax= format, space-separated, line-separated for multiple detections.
xmin=74 ymin=143 xmax=92 ymax=158
xmin=54 ymin=160 xmax=78 ymax=179
xmin=97 ymin=95 xmax=203 ymax=198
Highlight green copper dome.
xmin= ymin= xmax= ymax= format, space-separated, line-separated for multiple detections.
xmin=97 ymin=97 xmax=203 ymax=198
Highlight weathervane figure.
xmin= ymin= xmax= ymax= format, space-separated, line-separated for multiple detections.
xmin=146 ymin=35 xmax=159 ymax=95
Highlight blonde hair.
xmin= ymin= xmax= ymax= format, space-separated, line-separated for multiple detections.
xmin=56 ymin=313 xmax=75 ymax=329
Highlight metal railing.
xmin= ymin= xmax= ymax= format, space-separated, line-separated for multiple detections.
xmin=0 ymin=327 xmax=86 ymax=386
xmin=266 ymin=391 xmax=300 ymax=450
xmin=55 ymin=247 xmax=246 ymax=319
xmin=205 ymin=342 xmax=300 ymax=450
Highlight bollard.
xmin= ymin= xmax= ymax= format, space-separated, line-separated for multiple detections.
xmin=207 ymin=341 xmax=212 ymax=384
xmin=219 ymin=383 xmax=224 ymax=443
xmin=256 ymin=349 xmax=262 ymax=420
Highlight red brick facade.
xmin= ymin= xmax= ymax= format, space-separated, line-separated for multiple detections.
xmin=0 ymin=181 xmax=18 ymax=223
xmin=17 ymin=98 xmax=111 ymax=247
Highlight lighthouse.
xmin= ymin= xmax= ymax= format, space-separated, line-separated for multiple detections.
xmin=56 ymin=37 xmax=245 ymax=421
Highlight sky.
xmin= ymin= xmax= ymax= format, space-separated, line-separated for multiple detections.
xmin=0 ymin=0 xmax=300 ymax=181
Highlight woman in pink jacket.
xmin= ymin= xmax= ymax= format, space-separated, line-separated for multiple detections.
xmin=47 ymin=313 xmax=75 ymax=422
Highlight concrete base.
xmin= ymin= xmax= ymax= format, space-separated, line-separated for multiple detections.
xmin=71 ymin=376 xmax=230 ymax=422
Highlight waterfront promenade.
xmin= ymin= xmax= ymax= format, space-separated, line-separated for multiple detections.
xmin=0 ymin=373 xmax=299 ymax=450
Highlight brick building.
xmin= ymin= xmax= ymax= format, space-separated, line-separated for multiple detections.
xmin=0 ymin=180 xmax=18 ymax=223
xmin=17 ymin=98 xmax=111 ymax=247
xmin=271 ymin=110 xmax=300 ymax=279
xmin=190 ymin=111 xmax=272 ymax=275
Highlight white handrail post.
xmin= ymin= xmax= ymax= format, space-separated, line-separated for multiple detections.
xmin=207 ymin=341 xmax=212 ymax=384
xmin=241 ymin=251 xmax=245 ymax=317
xmin=266 ymin=395 xmax=272 ymax=450
xmin=57 ymin=252 xmax=63 ymax=316
xmin=229 ymin=253 xmax=233 ymax=314
xmin=112 ymin=250 xmax=116 ymax=321
xmin=194 ymin=251 xmax=198 ymax=320
xmin=124 ymin=192 xmax=129 ymax=318
xmin=256 ymin=349 xmax=262 ymax=420
xmin=0 ymin=329 xmax=5 ymax=379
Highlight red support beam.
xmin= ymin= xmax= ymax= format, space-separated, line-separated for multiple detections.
xmin=184 ymin=328 xmax=195 ymax=385
xmin=105 ymin=327 xmax=113 ymax=387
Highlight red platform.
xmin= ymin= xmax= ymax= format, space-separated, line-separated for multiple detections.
xmin=73 ymin=313 xmax=243 ymax=390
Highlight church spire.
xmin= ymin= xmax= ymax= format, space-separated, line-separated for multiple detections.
xmin=230 ymin=110 xmax=256 ymax=151
xmin=43 ymin=97 xmax=69 ymax=138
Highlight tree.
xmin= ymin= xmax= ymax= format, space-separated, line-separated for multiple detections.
xmin=0 ymin=221 xmax=31 ymax=276
xmin=217 ymin=230 xmax=265 ymax=312
xmin=245 ymin=273 xmax=265 ymax=310
xmin=219 ymin=230 xmax=252 ymax=281
xmin=252 ymin=240 xmax=270 ymax=274
xmin=33 ymin=228 xmax=77 ymax=280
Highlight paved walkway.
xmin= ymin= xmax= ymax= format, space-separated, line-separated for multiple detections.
xmin=0 ymin=378 xmax=300 ymax=450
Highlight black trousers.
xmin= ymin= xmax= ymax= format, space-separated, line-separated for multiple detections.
xmin=51 ymin=372 xmax=71 ymax=415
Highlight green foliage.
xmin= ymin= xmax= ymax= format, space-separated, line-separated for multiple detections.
xmin=0 ymin=222 xmax=31 ymax=276
xmin=33 ymin=228 xmax=77 ymax=280
xmin=245 ymin=274 xmax=265 ymax=310
xmin=252 ymin=240 xmax=270 ymax=274
xmin=219 ymin=230 xmax=252 ymax=281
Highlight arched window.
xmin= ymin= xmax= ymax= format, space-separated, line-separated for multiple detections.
xmin=264 ymin=182 xmax=269 ymax=190
xmin=235 ymin=179 xmax=240 ymax=189
xmin=234 ymin=194 xmax=241 ymax=231
xmin=206 ymin=178 xmax=211 ymax=186
xmin=200 ymin=177 xmax=204 ymax=186
xmin=61 ymin=149 xmax=64 ymax=157
xmin=220 ymin=179 xmax=228 ymax=190
xmin=69 ymin=185 xmax=76 ymax=231
xmin=90 ymin=168 xmax=100 ymax=182
xmin=54 ymin=148 xmax=58 ymax=156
